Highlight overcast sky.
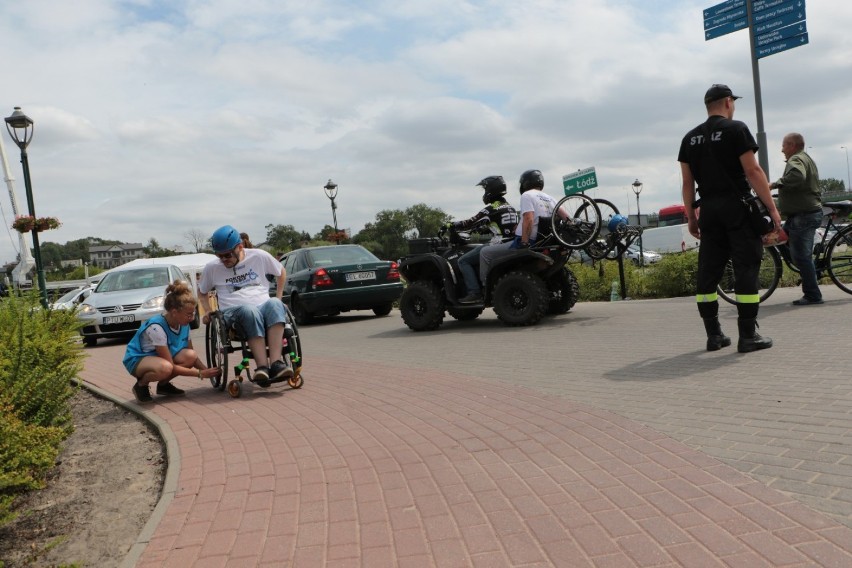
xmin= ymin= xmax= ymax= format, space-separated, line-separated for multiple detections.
xmin=2 ymin=0 xmax=850 ymax=265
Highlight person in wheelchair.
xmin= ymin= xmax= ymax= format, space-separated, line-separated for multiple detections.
xmin=198 ymin=225 xmax=294 ymax=387
xmin=451 ymin=175 xmax=519 ymax=304
xmin=124 ymin=280 xmax=220 ymax=403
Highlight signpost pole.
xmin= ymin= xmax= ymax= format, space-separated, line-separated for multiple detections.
xmin=747 ymin=0 xmax=770 ymax=177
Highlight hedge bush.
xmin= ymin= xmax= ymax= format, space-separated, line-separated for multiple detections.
xmin=0 ymin=292 xmax=84 ymax=525
xmin=570 ymin=250 xmax=700 ymax=301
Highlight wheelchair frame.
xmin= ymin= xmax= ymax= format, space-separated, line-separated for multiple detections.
xmin=204 ymin=303 xmax=304 ymax=398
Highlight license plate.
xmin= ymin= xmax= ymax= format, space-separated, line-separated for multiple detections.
xmin=345 ymin=271 xmax=376 ymax=282
xmin=104 ymin=314 xmax=135 ymax=325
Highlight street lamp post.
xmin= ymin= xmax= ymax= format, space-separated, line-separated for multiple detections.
xmin=632 ymin=178 xmax=644 ymax=267
xmin=842 ymin=146 xmax=851 ymax=192
xmin=323 ymin=179 xmax=339 ymax=244
xmin=5 ymin=107 xmax=47 ymax=308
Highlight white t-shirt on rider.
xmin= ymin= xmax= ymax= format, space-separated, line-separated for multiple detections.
xmin=199 ymin=248 xmax=282 ymax=310
xmin=516 ymin=189 xmax=558 ymax=241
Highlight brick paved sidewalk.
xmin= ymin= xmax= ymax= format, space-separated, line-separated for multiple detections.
xmin=81 ymin=336 xmax=852 ymax=567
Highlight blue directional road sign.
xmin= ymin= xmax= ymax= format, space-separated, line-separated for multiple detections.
xmin=755 ymin=20 xmax=806 ymax=47
xmin=705 ymin=17 xmax=748 ymax=40
xmin=704 ymin=0 xmax=747 ymax=37
xmin=753 ymin=9 xmax=806 ymax=36
xmin=756 ymin=32 xmax=808 ymax=59
xmin=752 ymin=0 xmax=805 ymax=25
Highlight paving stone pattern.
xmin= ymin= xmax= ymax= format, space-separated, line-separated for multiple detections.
xmin=79 ymin=284 xmax=852 ymax=566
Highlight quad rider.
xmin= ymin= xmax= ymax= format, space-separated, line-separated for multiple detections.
xmin=452 ymin=176 xmax=520 ymax=304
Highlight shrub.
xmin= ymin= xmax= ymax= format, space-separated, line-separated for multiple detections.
xmin=0 ymin=292 xmax=84 ymax=526
xmin=641 ymin=251 xmax=699 ymax=299
xmin=569 ymin=250 xmax=700 ymax=302
xmin=0 ymin=293 xmax=83 ymax=430
xmin=0 ymin=402 xmax=65 ymax=523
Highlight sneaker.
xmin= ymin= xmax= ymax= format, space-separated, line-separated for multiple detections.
xmin=254 ymin=366 xmax=271 ymax=387
xmin=156 ymin=381 xmax=185 ymax=396
xmin=458 ymin=293 xmax=483 ymax=304
xmin=132 ymin=382 xmax=153 ymax=403
xmin=792 ymin=297 xmax=824 ymax=306
xmin=270 ymin=359 xmax=294 ymax=382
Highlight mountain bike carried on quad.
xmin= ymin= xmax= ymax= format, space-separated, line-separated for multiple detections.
xmin=717 ymin=200 xmax=852 ymax=304
xmin=398 ymin=192 xmax=603 ymax=330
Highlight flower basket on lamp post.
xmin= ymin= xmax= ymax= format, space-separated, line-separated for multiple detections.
xmin=35 ymin=216 xmax=61 ymax=231
xmin=12 ymin=215 xmax=36 ymax=233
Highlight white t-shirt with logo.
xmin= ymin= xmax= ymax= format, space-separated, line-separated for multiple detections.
xmin=199 ymin=248 xmax=282 ymax=310
xmin=516 ymin=189 xmax=558 ymax=241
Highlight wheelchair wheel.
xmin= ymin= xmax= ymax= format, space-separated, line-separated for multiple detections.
xmin=227 ymin=379 xmax=242 ymax=398
xmin=205 ymin=313 xmax=229 ymax=391
xmin=284 ymin=304 xmax=304 ymax=369
xmin=551 ymin=194 xmax=602 ymax=249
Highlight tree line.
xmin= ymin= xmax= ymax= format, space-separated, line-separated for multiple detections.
xmin=23 ymin=203 xmax=454 ymax=275
xmin=23 ymin=177 xmax=851 ymax=271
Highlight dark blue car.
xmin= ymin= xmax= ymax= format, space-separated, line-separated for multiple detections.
xmin=278 ymin=245 xmax=403 ymax=324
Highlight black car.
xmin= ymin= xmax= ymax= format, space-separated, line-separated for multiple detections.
xmin=279 ymin=245 xmax=403 ymax=324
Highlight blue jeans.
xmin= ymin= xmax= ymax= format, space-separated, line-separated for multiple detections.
xmin=458 ymin=246 xmax=483 ymax=295
xmin=223 ymin=299 xmax=287 ymax=338
xmin=784 ymin=209 xmax=823 ymax=301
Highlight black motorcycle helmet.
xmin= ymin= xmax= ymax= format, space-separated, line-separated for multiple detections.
xmin=519 ymin=169 xmax=544 ymax=194
xmin=477 ymin=175 xmax=507 ymax=204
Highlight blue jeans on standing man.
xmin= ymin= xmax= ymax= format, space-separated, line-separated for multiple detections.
xmin=784 ymin=209 xmax=823 ymax=302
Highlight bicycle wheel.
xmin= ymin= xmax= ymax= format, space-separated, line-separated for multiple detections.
xmin=551 ymin=194 xmax=601 ymax=249
xmin=717 ymin=246 xmax=782 ymax=305
xmin=205 ymin=313 xmax=229 ymax=390
xmin=584 ymin=198 xmax=621 ymax=260
xmin=826 ymin=225 xmax=852 ymax=294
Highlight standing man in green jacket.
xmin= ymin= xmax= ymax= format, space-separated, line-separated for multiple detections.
xmin=770 ymin=133 xmax=823 ymax=305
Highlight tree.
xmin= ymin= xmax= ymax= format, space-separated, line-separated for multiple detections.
xmin=405 ymin=203 xmax=451 ymax=239
xmin=265 ymin=224 xmax=304 ymax=254
xmin=184 ymin=228 xmax=208 ymax=252
xmin=820 ymin=177 xmax=847 ymax=195
xmin=143 ymin=238 xmax=177 ymax=258
xmin=353 ymin=209 xmax=409 ymax=260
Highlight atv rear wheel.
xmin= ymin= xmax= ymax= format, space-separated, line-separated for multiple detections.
xmin=492 ymin=270 xmax=548 ymax=326
xmin=400 ymin=281 xmax=445 ymax=331
xmin=547 ymin=267 xmax=580 ymax=315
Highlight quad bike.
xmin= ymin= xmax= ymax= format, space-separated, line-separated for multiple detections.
xmin=398 ymin=193 xmax=603 ymax=330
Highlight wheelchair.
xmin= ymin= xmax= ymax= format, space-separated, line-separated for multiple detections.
xmin=204 ymin=303 xmax=304 ymax=398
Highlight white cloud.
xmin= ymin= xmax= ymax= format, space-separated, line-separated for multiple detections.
xmin=1 ymin=0 xmax=851 ymax=267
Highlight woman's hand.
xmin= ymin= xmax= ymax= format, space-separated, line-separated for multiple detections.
xmin=197 ymin=367 xmax=221 ymax=379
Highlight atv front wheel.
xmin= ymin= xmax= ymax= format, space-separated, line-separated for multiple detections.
xmin=400 ymin=281 xmax=445 ymax=331
xmin=547 ymin=267 xmax=580 ymax=315
xmin=492 ymin=271 xmax=548 ymax=326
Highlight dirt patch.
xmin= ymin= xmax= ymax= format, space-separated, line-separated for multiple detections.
xmin=0 ymin=388 xmax=164 ymax=567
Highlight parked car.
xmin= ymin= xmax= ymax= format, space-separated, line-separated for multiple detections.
xmin=50 ymin=285 xmax=94 ymax=310
xmin=625 ymin=245 xmax=662 ymax=265
xmin=77 ymin=263 xmax=196 ymax=346
xmin=278 ymin=245 xmax=403 ymax=324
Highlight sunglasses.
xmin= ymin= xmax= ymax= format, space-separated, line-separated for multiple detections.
xmin=216 ymin=247 xmax=239 ymax=260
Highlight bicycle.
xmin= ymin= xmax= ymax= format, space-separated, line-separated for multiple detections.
xmin=717 ymin=199 xmax=852 ymax=304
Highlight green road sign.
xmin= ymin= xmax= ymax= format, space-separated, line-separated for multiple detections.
xmin=563 ymin=167 xmax=598 ymax=195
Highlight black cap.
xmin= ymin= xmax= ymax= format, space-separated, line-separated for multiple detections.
xmin=704 ymin=84 xmax=741 ymax=104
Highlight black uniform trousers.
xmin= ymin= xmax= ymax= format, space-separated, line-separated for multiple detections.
xmin=696 ymin=194 xmax=762 ymax=320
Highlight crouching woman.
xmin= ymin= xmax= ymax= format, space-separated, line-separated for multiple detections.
xmin=123 ymin=280 xmax=219 ymax=403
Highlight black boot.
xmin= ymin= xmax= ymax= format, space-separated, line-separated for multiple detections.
xmin=737 ymin=318 xmax=773 ymax=353
xmin=702 ymin=317 xmax=731 ymax=351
